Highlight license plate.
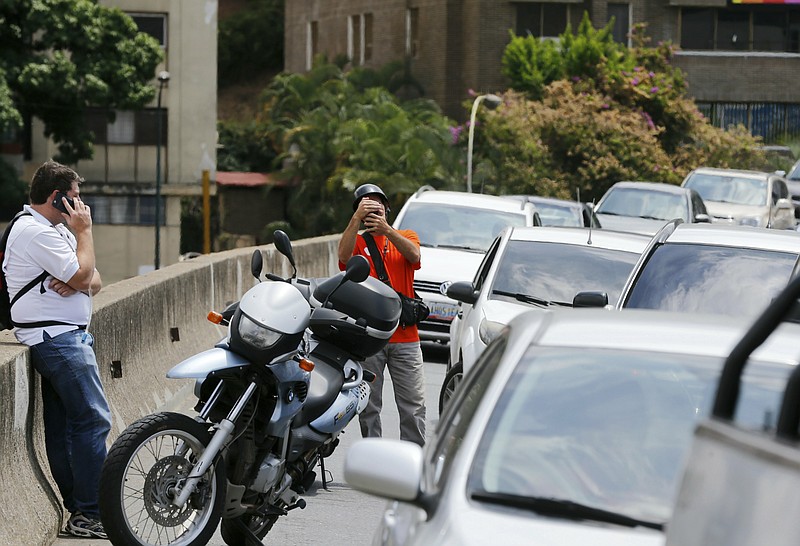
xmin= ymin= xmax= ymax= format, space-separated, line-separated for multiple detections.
xmin=428 ymin=302 xmax=459 ymax=321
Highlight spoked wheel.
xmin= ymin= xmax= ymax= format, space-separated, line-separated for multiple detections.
xmin=438 ymin=361 xmax=463 ymax=414
xmin=99 ymin=412 xmax=226 ymax=546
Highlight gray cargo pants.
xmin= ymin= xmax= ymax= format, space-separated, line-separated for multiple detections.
xmin=358 ymin=341 xmax=426 ymax=447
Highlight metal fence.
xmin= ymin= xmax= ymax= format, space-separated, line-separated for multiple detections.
xmin=697 ymin=102 xmax=800 ymax=143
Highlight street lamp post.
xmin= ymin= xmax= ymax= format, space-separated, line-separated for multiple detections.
xmin=154 ymin=70 xmax=170 ymax=270
xmin=466 ymin=93 xmax=502 ymax=193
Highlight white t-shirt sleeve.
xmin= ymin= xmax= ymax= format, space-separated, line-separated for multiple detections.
xmin=25 ymin=228 xmax=80 ymax=283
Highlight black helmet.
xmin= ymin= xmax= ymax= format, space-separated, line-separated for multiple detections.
xmin=353 ymin=183 xmax=390 ymax=212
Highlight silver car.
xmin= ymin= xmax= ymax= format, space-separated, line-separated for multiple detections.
xmin=344 ymin=308 xmax=800 ymax=546
xmin=594 ymin=181 xmax=710 ymax=235
xmin=443 ymin=226 xmax=649 ymax=411
xmin=681 ymin=167 xmax=795 ymax=229
xmin=615 ymin=221 xmax=800 ymax=318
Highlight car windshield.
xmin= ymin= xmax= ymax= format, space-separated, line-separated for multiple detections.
xmin=467 ymin=347 xmax=790 ymax=524
xmin=596 ymin=188 xmax=688 ymax=221
xmin=625 ymin=243 xmax=797 ymax=316
xmin=397 ymin=202 xmax=527 ymax=251
xmin=490 ymin=240 xmax=639 ymax=305
xmin=532 ymin=202 xmax=581 ymax=227
xmin=683 ymin=174 xmax=767 ymax=206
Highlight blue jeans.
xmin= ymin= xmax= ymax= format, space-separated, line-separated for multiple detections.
xmin=30 ymin=329 xmax=111 ymax=519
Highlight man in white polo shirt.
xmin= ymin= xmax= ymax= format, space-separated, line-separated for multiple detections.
xmin=2 ymin=160 xmax=110 ymax=539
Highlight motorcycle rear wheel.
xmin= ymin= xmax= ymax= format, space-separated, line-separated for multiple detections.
xmin=99 ymin=412 xmax=226 ymax=546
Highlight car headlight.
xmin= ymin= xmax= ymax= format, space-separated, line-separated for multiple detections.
xmin=739 ymin=216 xmax=764 ymax=227
xmin=479 ymin=319 xmax=506 ymax=346
xmin=238 ymin=313 xmax=283 ymax=349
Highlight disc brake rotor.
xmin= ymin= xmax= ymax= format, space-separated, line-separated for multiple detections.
xmin=143 ymin=455 xmax=196 ymax=526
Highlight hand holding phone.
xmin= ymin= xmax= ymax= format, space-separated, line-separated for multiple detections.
xmin=52 ymin=192 xmax=75 ymax=214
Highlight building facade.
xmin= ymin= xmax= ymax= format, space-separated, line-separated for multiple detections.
xmin=285 ymin=0 xmax=800 ymax=137
xmin=4 ymin=0 xmax=218 ymax=284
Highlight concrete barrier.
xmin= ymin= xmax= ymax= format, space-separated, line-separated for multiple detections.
xmin=0 ymin=235 xmax=340 ymax=546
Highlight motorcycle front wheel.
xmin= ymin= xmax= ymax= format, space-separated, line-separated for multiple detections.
xmin=99 ymin=412 xmax=226 ymax=546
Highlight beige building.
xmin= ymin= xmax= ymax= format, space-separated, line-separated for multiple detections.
xmin=9 ymin=0 xmax=218 ymax=285
xmin=285 ymin=0 xmax=800 ymax=137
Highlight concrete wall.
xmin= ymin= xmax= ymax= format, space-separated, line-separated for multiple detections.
xmin=0 ymin=234 xmax=340 ymax=546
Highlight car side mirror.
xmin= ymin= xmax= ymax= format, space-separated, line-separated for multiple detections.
xmin=777 ymin=199 xmax=793 ymax=210
xmin=695 ymin=213 xmax=712 ymax=223
xmin=447 ymin=281 xmax=478 ymax=305
xmin=573 ymin=291 xmax=608 ymax=308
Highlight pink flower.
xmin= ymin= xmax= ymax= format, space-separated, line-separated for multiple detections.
xmin=633 ymin=66 xmax=642 ymax=72
xmin=631 ymin=78 xmax=640 ymax=85
xmin=648 ymin=71 xmax=655 ymax=78
xmin=449 ymin=125 xmax=463 ymax=144
xmin=650 ymin=86 xmax=659 ymax=94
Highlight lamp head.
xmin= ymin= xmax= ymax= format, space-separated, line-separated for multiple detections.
xmin=158 ymin=71 xmax=170 ymax=83
xmin=483 ymin=94 xmax=502 ymax=110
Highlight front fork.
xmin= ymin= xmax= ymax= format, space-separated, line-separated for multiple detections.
xmin=172 ymin=380 xmax=258 ymax=508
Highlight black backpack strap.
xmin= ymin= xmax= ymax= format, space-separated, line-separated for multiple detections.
xmin=362 ymin=232 xmax=391 ymax=286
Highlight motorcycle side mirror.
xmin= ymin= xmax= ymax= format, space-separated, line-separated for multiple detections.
xmin=273 ymin=230 xmax=297 ymax=278
xmin=322 ymin=256 xmax=371 ymax=308
xmin=250 ymin=250 xmax=263 ymax=281
xmin=343 ymin=255 xmax=370 ymax=283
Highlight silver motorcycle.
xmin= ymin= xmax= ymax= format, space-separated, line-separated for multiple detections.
xmin=98 ymin=231 xmax=401 ymax=546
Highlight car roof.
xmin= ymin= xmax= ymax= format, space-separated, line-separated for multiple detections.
xmin=506 ymin=195 xmax=583 ymax=209
xmin=507 ymin=226 xmax=650 ymax=253
xmin=684 ymin=167 xmax=773 ymax=181
xmin=511 ymin=308 xmax=800 ymax=365
xmin=406 ymin=188 xmax=531 ymax=214
xmin=607 ymin=181 xmax=690 ymax=195
xmin=660 ymin=223 xmax=800 ymax=252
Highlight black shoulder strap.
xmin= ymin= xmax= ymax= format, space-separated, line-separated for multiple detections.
xmin=2 ymin=211 xmax=78 ymax=329
xmin=362 ymin=232 xmax=391 ymax=286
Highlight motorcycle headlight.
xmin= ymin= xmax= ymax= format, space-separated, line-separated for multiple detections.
xmin=739 ymin=216 xmax=763 ymax=227
xmin=238 ymin=314 xmax=283 ymax=350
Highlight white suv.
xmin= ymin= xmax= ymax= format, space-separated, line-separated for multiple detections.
xmin=392 ymin=186 xmax=540 ymax=346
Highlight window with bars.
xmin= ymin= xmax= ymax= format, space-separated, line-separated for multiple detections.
xmin=82 ymin=195 xmax=164 ymax=226
xmin=515 ymin=3 xmax=569 ymax=38
xmin=130 ymin=13 xmax=167 ymax=48
xmin=681 ymin=7 xmax=800 ymax=52
xmin=608 ymin=3 xmax=631 ymax=46
xmin=407 ymin=8 xmax=419 ymax=58
xmin=307 ymin=20 xmax=319 ymax=70
xmin=349 ymin=13 xmax=374 ymax=65
xmin=85 ymin=108 xmax=167 ymax=146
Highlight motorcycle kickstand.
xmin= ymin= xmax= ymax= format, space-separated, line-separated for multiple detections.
xmin=319 ymin=455 xmax=332 ymax=491
xmin=233 ymin=518 xmax=265 ymax=546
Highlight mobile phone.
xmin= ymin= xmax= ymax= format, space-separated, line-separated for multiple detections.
xmin=52 ymin=192 xmax=75 ymax=214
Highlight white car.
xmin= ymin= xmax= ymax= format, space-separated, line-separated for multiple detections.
xmin=344 ymin=306 xmax=800 ymax=546
xmin=681 ymin=167 xmax=795 ymax=229
xmin=392 ymin=186 xmax=540 ymax=346
xmin=442 ymin=226 xmax=649 ymax=410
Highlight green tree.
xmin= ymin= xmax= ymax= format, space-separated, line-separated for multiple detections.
xmin=218 ymin=0 xmax=284 ymax=86
xmin=491 ymin=14 xmax=766 ymax=200
xmin=0 ymin=0 xmax=163 ymax=163
xmin=257 ymin=61 xmax=463 ymax=237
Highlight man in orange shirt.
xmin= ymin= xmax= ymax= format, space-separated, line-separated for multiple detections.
xmin=338 ymin=184 xmax=426 ymax=446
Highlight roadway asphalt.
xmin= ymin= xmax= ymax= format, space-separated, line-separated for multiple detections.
xmin=51 ymin=347 xmax=448 ymax=546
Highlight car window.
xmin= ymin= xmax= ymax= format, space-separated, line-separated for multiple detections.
xmin=772 ymin=178 xmax=788 ymax=202
xmin=597 ymin=188 xmax=688 ymax=221
xmin=533 ymin=202 xmax=580 ymax=227
xmin=684 ymin=173 xmax=767 ymax=206
xmin=489 ymin=240 xmax=640 ymax=305
xmin=397 ymin=202 xmax=527 ymax=251
xmin=424 ymin=332 xmax=508 ymax=494
xmin=473 ymin=235 xmax=501 ymax=291
xmin=466 ymin=346 xmax=791 ymax=523
xmin=625 ymin=243 xmax=797 ymax=317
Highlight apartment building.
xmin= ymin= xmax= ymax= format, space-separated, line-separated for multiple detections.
xmin=5 ymin=0 xmax=218 ymax=284
xmin=285 ymin=0 xmax=800 ymax=138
